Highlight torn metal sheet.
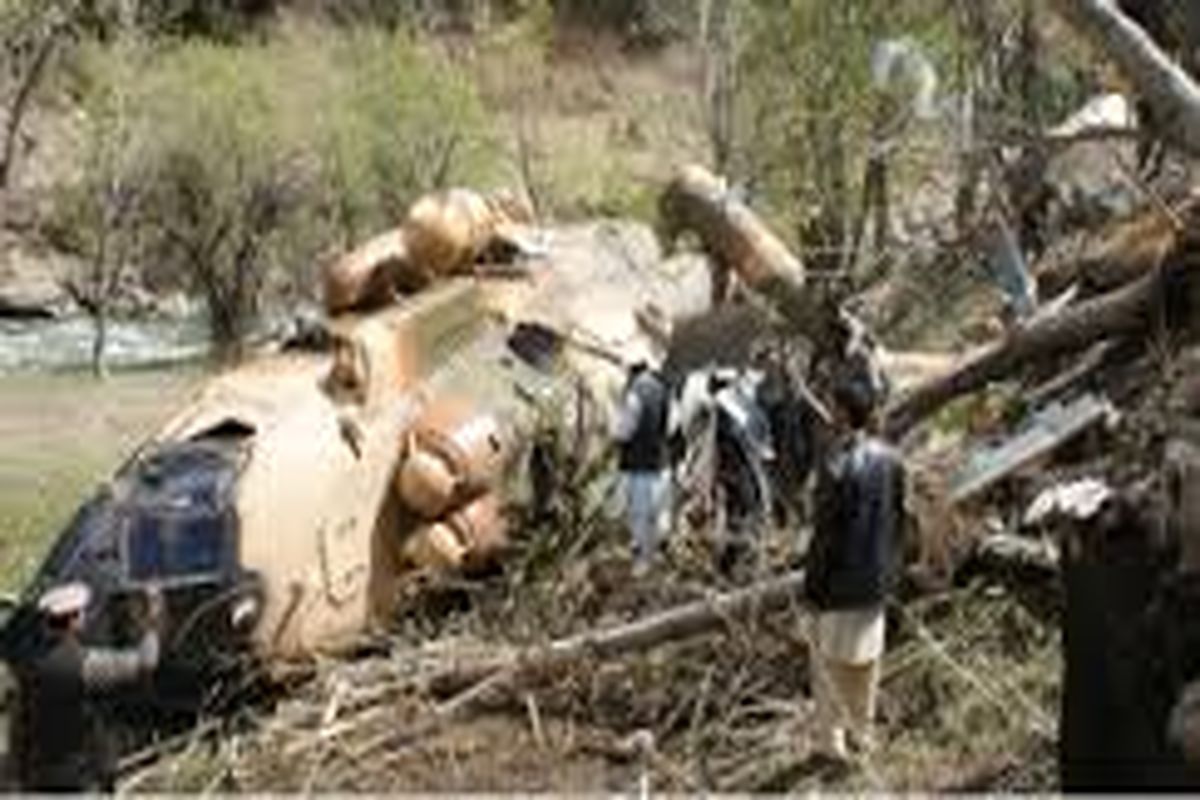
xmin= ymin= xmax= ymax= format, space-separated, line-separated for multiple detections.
xmin=951 ymin=393 xmax=1117 ymax=504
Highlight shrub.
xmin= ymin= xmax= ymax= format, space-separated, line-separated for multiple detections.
xmin=305 ymin=25 xmax=499 ymax=242
xmin=132 ymin=40 xmax=298 ymax=359
xmin=62 ymin=25 xmax=498 ymax=360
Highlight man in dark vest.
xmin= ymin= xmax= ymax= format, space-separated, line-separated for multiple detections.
xmin=612 ymin=342 xmax=673 ymax=571
xmin=805 ymin=366 xmax=906 ymax=762
xmin=12 ymin=581 xmax=162 ymax=792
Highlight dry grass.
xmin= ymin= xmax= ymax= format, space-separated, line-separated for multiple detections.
xmin=0 ymin=368 xmax=204 ymax=591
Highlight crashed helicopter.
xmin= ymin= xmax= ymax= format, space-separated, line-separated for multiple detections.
xmin=0 ymin=184 xmax=716 ymax=720
xmin=0 ymin=163 xmax=863 ymax=739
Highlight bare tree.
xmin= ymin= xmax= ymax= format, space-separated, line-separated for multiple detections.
xmin=699 ymin=0 xmax=739 ymax=178
xmin=850 ymin=37 xmax=939 ymax=284
xmin=0 ymin=0 xmax=74 ymax=189
xmin=153 ymin=154 xmax=292 ymax=363
xmin=60 ymin=183 xmax=141 ymax=378
xmin=58 ymin=0 xmax=142 ymax=378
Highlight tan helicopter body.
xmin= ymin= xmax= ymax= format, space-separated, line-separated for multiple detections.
xmin=81 ymin=195 xmax=713 ymax=669
xmin=324 ymin=188 xmax=537 ymax=313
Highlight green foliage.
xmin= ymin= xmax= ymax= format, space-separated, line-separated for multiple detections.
xmin=730 ymin=0 xmax=953 ymax=243
xmin=61 ymin=25 xmax=498 ymax=357
xmin=313 ymin=26 xmax=498 ymax=240
xmin=134 ymin=40 xmax=294 ymax=356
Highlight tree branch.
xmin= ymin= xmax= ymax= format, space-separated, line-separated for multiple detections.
xmin=1048 ymin=0 xmax=1200 ymax=159
xmin=1 ymin=10 xmax=71 ymax=188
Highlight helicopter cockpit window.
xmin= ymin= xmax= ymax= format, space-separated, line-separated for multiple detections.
xmin=128 ymin=512 xmax=230 ymax=582
xmin=121 ymin=440 xmax=241 ymax=584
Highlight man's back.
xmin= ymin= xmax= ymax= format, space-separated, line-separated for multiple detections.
xmin=617 ymin=368 xmax=669 ymax=473
xmin=807 ymin=434 xmax=906 ymax=610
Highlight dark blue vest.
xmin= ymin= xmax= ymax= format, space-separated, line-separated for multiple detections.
xmin=619 ymin=369 xmax=669 ymax=472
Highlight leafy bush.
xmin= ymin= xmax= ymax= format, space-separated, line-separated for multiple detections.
xmin=306 ymin=25 xmax=498 ymax=241
xmin=60 ymin=25 xmax=498 ymax=359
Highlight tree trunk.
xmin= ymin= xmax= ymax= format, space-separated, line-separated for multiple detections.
xmin=1 ymin=17 xmax=68 ymax=189
xmin=91 ymin=308 xmax=108 ymax=379
xmin=883 ymin=231 xmax=1200 ymax=436
xmin=700 ymin=0 xmax=738 ymax=177
xmin=1049 ymin=0 xmax=1200 ymax=160
xmin=426 ymin=568 xmax=809 ymax=700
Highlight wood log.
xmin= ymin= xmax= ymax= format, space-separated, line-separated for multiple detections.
xmin=1049 ymin=0 xmax=1200 ymax=160
xmin=429 ymin=569 xmax=808 ymax=698
xmin=884 ymin=231 xmax=1200 ymax=436
xmin=337 ymin=570 xmax=810 ymax=763
xmin=1035 ymin=200 xmax=1188 ymax=300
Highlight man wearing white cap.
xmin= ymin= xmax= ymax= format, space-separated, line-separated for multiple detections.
xmin=11 ymin=581 xmax=162 ymax=792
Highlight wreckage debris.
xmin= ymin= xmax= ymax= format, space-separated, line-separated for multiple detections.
xmin=658 ymin=164 xmax=814 ymax=327
xmin=397 ymin=402 xmax=508 ymax=520
xmin=950 ymin=393 xmax=1117 ymax=505
xmin=1024 ymin=477 xmax=1115 ymax=526
xmin=403 ymin=492 xmax=509 ymax=574
xmin=324 ymin=230 xmax=410 ymax=315
xmin=403 ymin=188 xmax=535 ymax=283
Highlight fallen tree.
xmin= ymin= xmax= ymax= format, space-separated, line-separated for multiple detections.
xmin=1035 ymin=200 xmax=1189 ymax=300
xmin=877 ymin=0 xmax=1200 ymax=435
xmin=340 ymin=569 xmax=811 ymax=762
xmin=428 ymin=569 xmax=809 ymax=697
xmin=203 ymin=568 xmax=812 ymax=770
xmin=884 ymin=225 xmax=1200 ymax=436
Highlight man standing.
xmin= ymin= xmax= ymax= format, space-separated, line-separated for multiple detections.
xmin=12 ymin=582 xmax=162 ymax=792
xmin=612 ymin=344 xmax=672 ymax=571
xmin=805 ymin=369 xmax=906 ymax=763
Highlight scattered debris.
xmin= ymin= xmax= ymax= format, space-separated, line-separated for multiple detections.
xmin=1024 ymin=477 xmax=1114 ymax=525
xmin=951 ymin=393 xmax=1117 ymax=504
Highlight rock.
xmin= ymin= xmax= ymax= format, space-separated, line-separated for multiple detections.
xmin=0 ymin=275 xmax=69 ymax=319
xmin=0 ymin=232 xmax=76 ymax=319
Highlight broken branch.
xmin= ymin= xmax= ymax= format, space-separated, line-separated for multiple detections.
xmin=884 ymin=231 xmax=1200 ymax=436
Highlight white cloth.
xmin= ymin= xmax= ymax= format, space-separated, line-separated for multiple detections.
xmin=611 ymin=381 xmax=680 ymax=443
xmin=611 ymin=386 xmax=644 ymax=442
xmin=811 ymin=651 xmax=881 ymax=759
xmin=624 ymin=470 xmax=670 ymax=563
xmin=815 ymin=606 xmax=886 ymax=665
xmin=809 ymin=608 xmax=885 ymax=759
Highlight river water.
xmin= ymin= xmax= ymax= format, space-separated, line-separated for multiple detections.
xmin=0 ymin=315 xmax=210 ymax=374
xmin=0 ymin=309 xmax=299 ymax=374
